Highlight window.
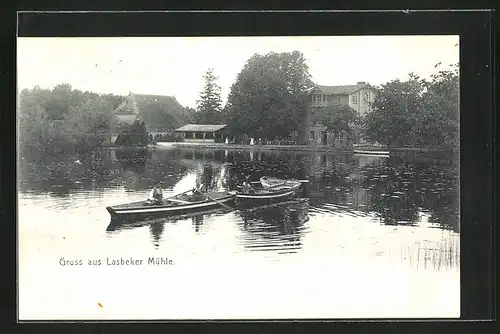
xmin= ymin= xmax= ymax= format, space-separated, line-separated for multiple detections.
xmin=313 ymin=94 xmax=322 ymax=103
xmin=352 ymin=95 xmax=358 ymax=104
xmin=309 ymin=131 xmax=315 ymax=140
xmin=363 ymin=91 xmax=369 ymax=102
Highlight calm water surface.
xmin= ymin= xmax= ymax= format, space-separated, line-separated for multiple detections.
xmin=18 ymin=147 xmax=460 ymax=319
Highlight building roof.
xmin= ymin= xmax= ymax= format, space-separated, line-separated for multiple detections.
xmin=175 ymin=124 xmax=227 ymax=132
xmin=115 ymin=114 xmax=140 ymax=125
xmin=309 ymin=83 xmax=372 ymax=95
xmin=112 ymin=92 xmax=186 ymax=128
xmin=113 ymin=93 xmax=141 ymax=125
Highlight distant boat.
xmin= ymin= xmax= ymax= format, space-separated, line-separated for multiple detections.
xmin=106 ymin=189 xmax=236 ymax=220
xmin=353 ymin=149 xmax=390 ymax=156
xmin=236 ymin=179 xmax=302 ymax=205
xmin=259 ymin=176 xmax=301 ymax=188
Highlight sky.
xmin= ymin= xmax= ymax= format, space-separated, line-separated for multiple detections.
xmin=17 ymin=36 xmax=459 ymax=109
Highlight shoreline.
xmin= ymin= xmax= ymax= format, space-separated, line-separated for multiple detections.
xmin=101 ymin=142 xmax=456 ymax=157
xmin=156 ymin=142 xmax=354 ymax=154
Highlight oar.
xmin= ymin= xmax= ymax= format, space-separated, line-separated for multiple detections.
xmin=195 ymin=189 xmax=234 ymax=211
xmin=146 ymin=188 xmax=194 ymax=205
xmin=170 ymin=188 xmax=195 ymax=198
xmin=251 ymin=179 xmax=309 ymax=184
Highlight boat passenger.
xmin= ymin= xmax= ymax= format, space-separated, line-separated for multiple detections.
xmin=191 ymin=183 xmax=205 ymax=201
xmin=148 ymin=184 xmax=164 ymax=204
xmin=242 ymin=181 xmax=255 ymax=194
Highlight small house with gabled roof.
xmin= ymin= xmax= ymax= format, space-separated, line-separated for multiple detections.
xmin=174 ymin=124 xmax=227 ymax=143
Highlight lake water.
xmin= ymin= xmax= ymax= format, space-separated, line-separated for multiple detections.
xmin=18 ymin=147 xmax=460 ymax=320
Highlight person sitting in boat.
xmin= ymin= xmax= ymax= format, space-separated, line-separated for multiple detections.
xmin=242 ymin=181 xmax=255 ymax=194
xmin=190 ymin=179 xmax=205 ymax=201
xmin=148 ymin=184 xmax=164 ymax=204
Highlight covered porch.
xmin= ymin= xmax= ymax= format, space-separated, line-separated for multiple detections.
xmin=174 ymin=124 xmax=227 ymax=143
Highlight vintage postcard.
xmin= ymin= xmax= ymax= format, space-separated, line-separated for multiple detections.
xmin=17 ymin=35 xmax=460 ymax=320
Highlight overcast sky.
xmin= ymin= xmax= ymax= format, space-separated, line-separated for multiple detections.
xmin=17 ymin=36 xmax=459 ymax=109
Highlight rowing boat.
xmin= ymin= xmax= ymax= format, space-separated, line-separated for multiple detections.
xmin=235 ymin=180 xmax=302 ymax=206
xmin=106 ymin=206 xmax=232 ymax=231
xmin=260 ymin=176 xmax=301 ymax=188
xmin=106 ymin=189 xmax=236 ymax=220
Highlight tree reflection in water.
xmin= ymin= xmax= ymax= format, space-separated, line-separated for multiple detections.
xmin=237 ymin=199 xmax=309 ymax=254
xmin=21 ymin=147 xmax=459 ymax=262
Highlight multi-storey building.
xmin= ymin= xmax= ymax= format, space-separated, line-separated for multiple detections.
xmin=304 ymin=82 xmax=376 ymax=145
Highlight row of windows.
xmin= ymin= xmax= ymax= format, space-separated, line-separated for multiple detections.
xmin=312 ymin=94 xmax=341 ymax=103
xmin=312 ymin=91 xmax=371 ymax=104
xmin=183 ymin=132 xmax=216 ymax=139
xmin=309 ymin=131 xmax=343 ymax=140
xmin=352 ymin=92 xmax=370 ymax=104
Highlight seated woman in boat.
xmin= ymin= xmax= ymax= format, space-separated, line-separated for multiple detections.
xmin=148 ymin=184 xmax=164 ymax=204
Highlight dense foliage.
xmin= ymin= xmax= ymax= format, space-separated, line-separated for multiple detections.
xmin=364 ymin=64 xmax=459 ymax=152
xmin=115 ymin=120 xmax=148 ymax=146
xmin=311 ymin=103 xmax=359 ymax=134
xmin=224 ymin=51 xmax=314 ymax=140
xmin=18 ymin=84 xmax=117 ymax=160
xmin=18 ymin=85 xmax=195 ymax=160
xmin=195 ymin=68 xmax=224 ymax=124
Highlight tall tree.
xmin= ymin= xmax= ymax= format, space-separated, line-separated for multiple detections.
xmin=196 ymin=68 xmax=223 ymax=124
xmin=224 ymin=51 xmax=314 ymax=140
xmin=363 ymin=64 xmax=459 ymax=152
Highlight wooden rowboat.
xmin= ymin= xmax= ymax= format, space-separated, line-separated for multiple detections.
xmin=235 ymin=180 xmax=302 ymax=206
xmin=106 ymin=189 xmax=236 ymax=220
xmin=260 ymin=176 xmax=301 ymax=188
xmin=106 ymin=206 xmax=232 ymax=231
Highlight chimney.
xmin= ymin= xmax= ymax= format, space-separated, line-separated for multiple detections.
xmin=357 ymin=81 xmax=366 ymax=85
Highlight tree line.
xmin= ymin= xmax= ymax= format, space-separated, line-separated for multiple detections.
xmin=364 ymin=65 xmax=459 ymax=152
xmin=18 ymin=84 xmax=194 ymax=161
xmin=18 ymin=84 xmax=119 ymax=160
xmin=195 ymin=54 xmax=458 ymax=152
xmin=18 ymin=51 xmax=459 ymax=162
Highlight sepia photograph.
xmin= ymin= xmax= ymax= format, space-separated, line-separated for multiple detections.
xmin=17 ymin=35 xmax=460 ymax=320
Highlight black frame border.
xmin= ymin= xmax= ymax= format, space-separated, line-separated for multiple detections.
xmin=2 ymin=8 xmax=496 ymax=333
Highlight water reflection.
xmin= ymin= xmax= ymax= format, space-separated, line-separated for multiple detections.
xmin=149 ymin=222 xmax=164 ymax=249
xmin=18 ymin=147 xmax=459 ymax=270
xmin=237 ymin=199 xmax=309 ymax=254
